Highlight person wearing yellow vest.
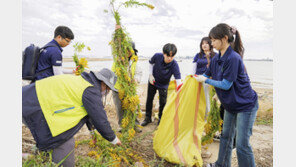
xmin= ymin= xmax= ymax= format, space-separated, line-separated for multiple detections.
xmin=111 ymin=26 xmax=143 ymax=132
xmin=22 ymin=68 xmax=121 ymax=167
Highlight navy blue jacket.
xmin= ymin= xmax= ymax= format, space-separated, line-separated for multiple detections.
xmin=22 ymin=72 xmax=116 ymax=150
xmin=35 ymin=39 xmax=63 ymax=80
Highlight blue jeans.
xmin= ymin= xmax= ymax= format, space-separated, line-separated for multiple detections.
xmin=215 ymin=100 xmax=258 ymax=167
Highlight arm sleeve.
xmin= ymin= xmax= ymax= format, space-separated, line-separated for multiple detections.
xmin=203 ymin=73 xmax=210 ymax=78
xmin=205 ymin=78 xmax=233 ymax=90
xmin=52 ymin=66 xmax=63 ymax=75
xmin=173 ymin=63 xmax=181 ymax=80
xmin=62 ymin=68 xmax=74 ymax=74
xmin=149 ymin=54 xmax=157 ymax=64
xmin=222 ymin=56 xmax=240 ymax=82
xmin=192 ymin=62 xmax=197 ymax=75
xmin=149 ymin=63 xmax=154 ymax=75
xmin=53 ymin=66 xmax=73 ymax=75
xmin=82 ymin=87 xmax=116 ymax=142
xmin=193 ymin=54 xmax=198 ymax=63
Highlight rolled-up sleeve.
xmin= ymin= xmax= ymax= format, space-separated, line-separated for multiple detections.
xmin=82 ymin=87 xmax=116 ymax=142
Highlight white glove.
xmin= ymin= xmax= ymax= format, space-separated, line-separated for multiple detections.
xmin=194 ymin=75 xmax=207 ymax=82
xmin=149 ymin=74 xmax=155 ymax=85
xmin=110 ymin=136 xmax=122 ymax=145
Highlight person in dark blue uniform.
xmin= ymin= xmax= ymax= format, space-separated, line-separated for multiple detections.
xmin=194 ymin=23 xmax=258 ymax=167
xmin=141 ymin=43 xmax=182 ymax=126
xmin=35 ymin=26 xmax=75 ymax=80
xmin=192 ymin=37 xmax=217 ymax=75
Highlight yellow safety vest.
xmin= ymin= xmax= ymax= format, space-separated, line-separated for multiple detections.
xmin=35 ymin=75 xmax=93 ymax=137
xmin=112 ymin=60 xmax=137 ymax=90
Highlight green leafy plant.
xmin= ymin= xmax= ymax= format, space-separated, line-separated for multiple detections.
xmin=73 ymin=42 xmax=91 ymax=75
xmin=107 ymin=0 xmax=154 ymax=137
xmin=22 ymin=150 xmax=72 ymax=167
xmin=202 ymin=87 xmax=223 ymax=146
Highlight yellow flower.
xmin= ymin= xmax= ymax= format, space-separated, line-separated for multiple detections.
xmin=115 ymin=67 xmax=121 ymax=76
xmin=95 ymin=154 xmax=101 ymax=160
xmin=87 ymin=46 xmax=91 ymax=51
xmin=131 ymin=55 xmax=138 ymax=62
xmin=122 ymin=98 xmax=130 ymax=110
xmin=79 ymin=57 xmax=88 ymax=68
xmin=121 ymin=117 xmax=129 ymax=128
xmin=122 ymin=156 xmax=129 ymax=164
xmin=147 ymin=4 xmax=155 ymax=10
xmin=128 ymin=128 xmax=135 ymax=140
xmin=118 ymin=89 xmax=125 ymax=100
xmin=110 ymin=153 xmax=118 ymax=160
xmin=88 ymin=140 xmax=95 ymax=148
xmin=75 ymin=70 xmax=80 ymax=76
xmin=87 ymin=151 xmax=97 ymax=157
xmin=137 ymin=110 xmax=142 ymax=119
xmin=124 ymin=74 xmax=129 ymax=81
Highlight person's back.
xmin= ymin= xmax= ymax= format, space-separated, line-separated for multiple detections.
xmin=35 ymin=26 xmax=74 ymax=80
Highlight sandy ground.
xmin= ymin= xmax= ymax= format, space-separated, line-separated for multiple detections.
xmin=22 ymin=84 xmax=273 ymax=166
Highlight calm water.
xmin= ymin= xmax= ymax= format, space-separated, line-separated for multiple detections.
xmin=63 ymin=59 xmax=273 ymax=89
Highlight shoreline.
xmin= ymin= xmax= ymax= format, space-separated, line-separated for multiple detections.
xmin=62 ymin=57 xmax=148 ymax=62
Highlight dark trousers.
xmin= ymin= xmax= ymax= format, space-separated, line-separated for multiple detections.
xmin=145 ymin=82 xmax=168 ymax=121
xmin=52 ymin=137 xmax=75 ymax=167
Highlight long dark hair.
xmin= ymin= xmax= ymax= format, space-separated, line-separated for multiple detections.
xmin=208 ymin=23 xmax=244 ymax=58
xmin=198 ymin=37 xmax=215 ymax=58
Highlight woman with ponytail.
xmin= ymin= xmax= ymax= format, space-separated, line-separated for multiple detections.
xmin=194 ymin=23 xmax=258 ymax=167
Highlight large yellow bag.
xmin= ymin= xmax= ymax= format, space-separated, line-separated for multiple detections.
xmin=153 ymin=76 xmax=207 ymax=167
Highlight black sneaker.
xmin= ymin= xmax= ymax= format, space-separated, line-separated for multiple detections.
xmin=141 ymin=118 xmax=152 ymax=126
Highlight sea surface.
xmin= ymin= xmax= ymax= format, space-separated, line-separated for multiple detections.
xmin=63 ymin=59 xmax=273 ymax=89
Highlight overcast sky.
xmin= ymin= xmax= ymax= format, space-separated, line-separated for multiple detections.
xmin=22 ymin=0 xmax=273 ymax=59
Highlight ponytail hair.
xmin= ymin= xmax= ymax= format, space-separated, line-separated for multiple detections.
xmin=209 ymin=23 xmax=245 ymax=59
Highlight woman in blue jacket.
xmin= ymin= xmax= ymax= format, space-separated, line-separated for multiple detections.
xmin=195 ymin=23 xmax=258 ymax=167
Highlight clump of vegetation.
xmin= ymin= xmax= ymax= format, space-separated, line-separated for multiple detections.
xmin=73 ymin=42 xmax=91 ymax=75
xmin=22 ymin=150 xmax=71 ymax=167
xmin=202 ymin=87 xmax=223 ymax=146
xmin=107 ymin=0 xmax=153 ymax=137
xmin=79 ymin=0 xmax=155 ymax=166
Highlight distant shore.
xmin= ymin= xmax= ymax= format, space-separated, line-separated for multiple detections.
xmin=62 ymin=57 xmax=148 ymax=62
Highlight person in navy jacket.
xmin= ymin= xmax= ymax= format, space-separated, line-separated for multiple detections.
xmin=194 ymin=23 xmax=258 ymax=167
xmin=192 ymin=37 xmax=217 ymax=75
xmin=141 ymin=43 xmax=182 ymax=126
xmin=22 ymin=69 xmax=121 ymax=167
xmin=35 ymin=26 xmax=75 ymax=80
